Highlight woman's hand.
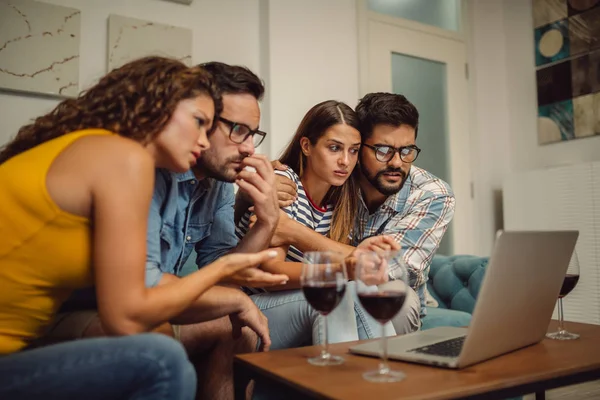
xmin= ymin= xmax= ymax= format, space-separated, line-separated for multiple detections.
xmin=214 ymin=249 xmax=279 ymax=278
xmin=223 ymin=267 xmax=289 ymax=288
xmin=346 ymin=248 xmax=390 ymax=285
xmin=357 ymin=235 xmax=400 ymax=253
xmin=345 ymin=236 xmax=398 ymax=282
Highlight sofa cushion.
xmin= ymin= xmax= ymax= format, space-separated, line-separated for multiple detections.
xmin=421 ymin=306 xmax=473 ymax=330
xmin=427 ymin=255 xmax=488 ymax=314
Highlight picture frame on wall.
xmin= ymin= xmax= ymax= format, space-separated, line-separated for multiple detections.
xmin=161 ymin=0 xmax=193 ymax=4
xmin=533 ymin=0 xmax=600 ymax=145
xmin=107 ymin=14 xmax=192 ymax=71
xmin=0 ymin=0 xmax=81 ymax=98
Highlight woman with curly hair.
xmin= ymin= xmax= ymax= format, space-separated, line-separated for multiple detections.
xmin=0 ymin=56 xmax=276 ymax=400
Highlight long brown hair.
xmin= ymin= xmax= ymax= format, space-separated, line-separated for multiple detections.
xmin=0 ymin=56 xmax=222 ymax=164
xmin=279 ymin=100 xmax=360 ymax=244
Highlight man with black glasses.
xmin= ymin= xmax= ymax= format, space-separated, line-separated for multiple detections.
xmin=262 ymin=92 xmax=456 ymax=334
xmin=142 ymin=62 xmax=286 ymax=399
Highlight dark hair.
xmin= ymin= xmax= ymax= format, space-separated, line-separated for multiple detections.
xmin=0 ymin=56 xmax=222 ymax=164
xmin=200 ymin=62 xmax=264 ymax=100
xmin=355 ymin=92 xmax=419 ymax=141
xmin=279 ymin=100 xmax=359 ymax=244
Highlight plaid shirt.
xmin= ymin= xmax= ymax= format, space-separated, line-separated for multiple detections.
xmin=351 ymin=166 xmax=455 ymax=306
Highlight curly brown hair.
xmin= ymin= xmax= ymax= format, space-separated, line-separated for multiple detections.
xmin=0 ymin=56 xmax=223 ymax=164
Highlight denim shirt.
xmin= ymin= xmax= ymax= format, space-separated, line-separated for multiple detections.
xmin=145 ymin=169 xmax=238 ymax=287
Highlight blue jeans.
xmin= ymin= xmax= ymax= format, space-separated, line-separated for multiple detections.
xmin=0 ymin=333 xmax=196 ymax=400
xmin=251 ymin=282 xmax=395 ymax=350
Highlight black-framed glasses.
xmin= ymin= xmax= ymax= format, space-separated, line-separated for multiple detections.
xmin=219 ymin=117 xmax=267 ymax=147
xmin=363 ymin=143 xmax=421 ymax=163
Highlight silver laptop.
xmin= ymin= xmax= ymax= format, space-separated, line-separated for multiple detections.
xmin=350 ymin=230 xmax=579 ymax=369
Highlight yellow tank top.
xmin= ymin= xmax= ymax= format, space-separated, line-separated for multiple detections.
xmin=0 ymin=129 xmax=114 ymax=353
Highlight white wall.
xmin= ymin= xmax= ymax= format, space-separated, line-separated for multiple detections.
xmin=468 ymin=0 xmax=513 ymax=256
xmin=0 ymin=0 xmax=358 ymax=162
xmin=470 ymin=0 xmax=600 ymax=255
xmin=264 ymin=0 xmax=359 ymax=158
xmin=6 ymin=0 xmax=592 ymax=257
xmin=0 ymin=0 xmax=260 ymax=146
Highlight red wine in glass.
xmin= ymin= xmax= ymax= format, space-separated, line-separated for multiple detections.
xmin=547 ymin=251 xmax=580 ymax=340
xmin=302 ymin=283 xmax=346 ymax=315
xmin=559 ymin=274 xmax=579 ymax=298
xmin=356 ymin=250 xmax=408 ymax=383
xmin=301 ymin=251 xmax=348 ymax=366
xmin=358 ymin=291 xmax=406 ymax=323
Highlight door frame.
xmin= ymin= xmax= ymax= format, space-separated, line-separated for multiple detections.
xmin=356 ymin=0 xmax=477 ymax=255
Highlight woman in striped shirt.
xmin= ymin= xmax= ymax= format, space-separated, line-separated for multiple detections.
xmin=236 ymin=100 xmax=394 ymax=348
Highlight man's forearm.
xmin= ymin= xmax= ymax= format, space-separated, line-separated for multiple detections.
xmin=287 ymin=223 xmax=354 ymax=256
xmin=158 ymin=274 xmax=247 ymax=325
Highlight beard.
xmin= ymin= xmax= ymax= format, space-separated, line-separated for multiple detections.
xmin=359 ymin=163 xmax=407 ymax=196
xmin=196 ymin=152 xmax=245 ymax=183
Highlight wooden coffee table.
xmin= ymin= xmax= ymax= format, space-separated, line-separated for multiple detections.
xmin=234 ymin=321 xmax=600 ymax=400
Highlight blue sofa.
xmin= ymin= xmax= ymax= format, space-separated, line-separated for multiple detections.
xmin=421 ymin=255 xmax=489 ymax=331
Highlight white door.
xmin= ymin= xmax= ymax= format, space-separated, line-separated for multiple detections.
xmin=359 ymin=5 xmax=474 ymax=255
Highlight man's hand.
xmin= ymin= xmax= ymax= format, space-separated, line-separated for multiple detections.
xmin=223 ymin=267 xmax=289 ymax=288
xmin=271 ymin=160 xmax=297 ymax=208
xmin=229 ymin=297 xmax=271 ymax=351
xmin=235 ymin=155 xmax=279 ymax=229
xmin=276 ymin=175 xmax=297 ymax=208
xmin=249 ymin=209 xmax=295 ymax=248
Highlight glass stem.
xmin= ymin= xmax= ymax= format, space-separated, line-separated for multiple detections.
xmin=558 ymin=298 xmax=565 ymax=332
xmin=321 ymin=315 xmax=330 ymax=359
xmin=379 ymin=323 xmax=390 ymax=375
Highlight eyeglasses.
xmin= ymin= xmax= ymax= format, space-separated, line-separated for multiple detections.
xmin=362 ymin=143 xmax=421 ymax=163
xmin=219 ymin=117 xmax=267 ymax=147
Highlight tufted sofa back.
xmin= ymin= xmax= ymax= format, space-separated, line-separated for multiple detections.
xmin=427 ymin=255 xmax=489 ymax=314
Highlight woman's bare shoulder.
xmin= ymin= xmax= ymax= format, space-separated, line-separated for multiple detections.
xmin=72 ymin=134 xmax=154 ymax=173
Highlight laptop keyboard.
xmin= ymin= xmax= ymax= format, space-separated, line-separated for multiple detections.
xmin=407 ymin=336 xmax=466 ymax=358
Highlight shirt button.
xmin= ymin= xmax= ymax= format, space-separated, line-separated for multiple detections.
xmin=190 ymin=180 xmax=196 ymax=185
xmin=186 ymin=236 xmax=192 ymax=242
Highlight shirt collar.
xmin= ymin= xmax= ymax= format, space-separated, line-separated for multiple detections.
xmin=175 ymin=170 xmax=213 ymax=189
xmin=175 ymin=170 xmax=196 ymax=182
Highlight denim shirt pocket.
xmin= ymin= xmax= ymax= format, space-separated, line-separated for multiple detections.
xmin=186 ymin=222 xmax=212 ymax=247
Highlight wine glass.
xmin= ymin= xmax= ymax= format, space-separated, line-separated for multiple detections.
xmin=355 ymin=250 xmax=408 ymax=383
xmin=547 ymin=250 xmax=580 ymax=340
xmin=301 ymin=251 xmax=348 ymax=366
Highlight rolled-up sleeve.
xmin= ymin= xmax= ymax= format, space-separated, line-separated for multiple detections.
xmin=145 ymin=169 xmax=169 ymax=287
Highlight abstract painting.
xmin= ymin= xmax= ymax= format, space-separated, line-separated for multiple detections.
xmin=0 ymin=0 xmax=80 ymax=97
xmin=535 ymin=19 xmax=570 ymax=67
xmin=534 ymin=0 xmax=600 ymax=144
xmin=568 ymin=6 xmax=600 ymax=56
xmin=533 ymin=0 xmax=568 ymax=28
xmin=538 ymin=99 xmax=574 ymax=143
xmin=107 ymin=15 xmax=192 ymax=71
xmin=161 ymin=0 xmax=194 ymax=4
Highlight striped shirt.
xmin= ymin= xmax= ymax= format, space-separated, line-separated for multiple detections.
xmin=236 ymin=166 xmax=334 ymax=263
xmin=351 ymin=166 xmax=455 ymax=302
